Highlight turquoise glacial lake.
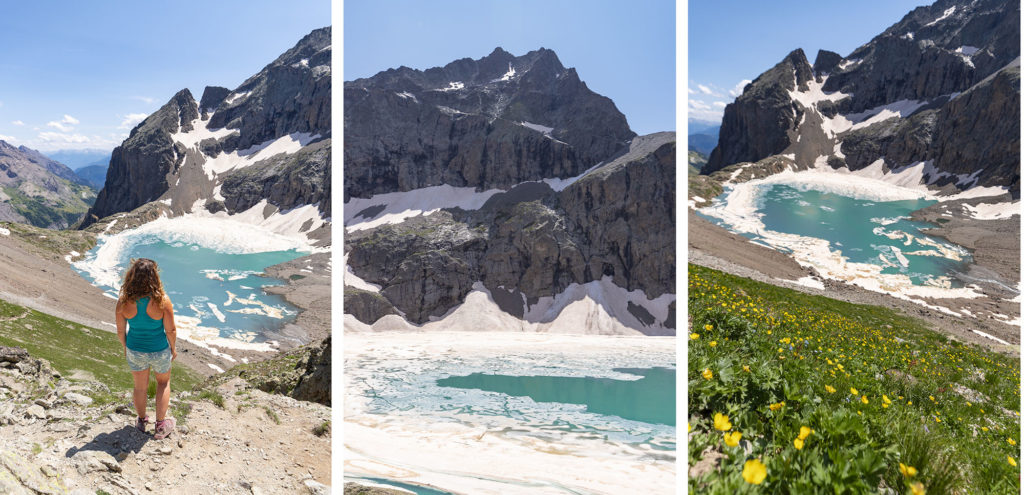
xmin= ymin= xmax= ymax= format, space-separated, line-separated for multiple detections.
xmin=437 ymin=367 xmax=676 ymax=426
xmin=74 ymin=239 xmax=305 ymax=344
xmin=701 ymin=184 xmax=972 ymax=288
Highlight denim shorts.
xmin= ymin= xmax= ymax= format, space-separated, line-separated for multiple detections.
xmin=126 ymin=348 xmax=172 ymax=374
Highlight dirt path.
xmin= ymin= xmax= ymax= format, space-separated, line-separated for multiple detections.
xmin=0 ymin=362 xmax=331 ymax=495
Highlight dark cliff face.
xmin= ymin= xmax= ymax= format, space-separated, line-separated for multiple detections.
xmin=345 ymin=133 xmax=676 ymax=333
xmin=83 ymin=90 xmax=197 ymax=227
xmin=706 ymin=49 xmax=811 ymax=173
xmin=82 ymin=27 xmax=331 ymax=228
xmin=343 ymin=47 xmax=636 ymax=200
xmin=704 ymin=0 xmax=1020 ymax=193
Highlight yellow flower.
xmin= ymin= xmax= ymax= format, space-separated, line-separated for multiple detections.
xmin=689 ymin=333 xmax=699 ymax=340
xmin=899 ymin=462 xmax=918 ymax=477
xmin=709 ymin=341 xmax=718 ymax=347
xmin=688 ymin=422 xmax=691 ymax=432
xmin=742 ymin=365 xmax=751 ymax=372
xmin=702 ymin=368 xmax=713 ymax=380
xmin=882 ymin=395 xmax=891 ymax=405
xmin=861 ymin=395 xmax=869 ymax=404
xmin=1008 ymin=438 xmax=1016 ymax=446
xmin=704 ymin=324 xmax=713 ymax=331
xmin=825 ymin=385 xmax=836 ymax=394
xmin=850 ymin=388 xmax=858 ymax=395
xmin=910 ymin=482 xmax=925 ymax=495
xmin=713 ymin=413 xmax=732 ymax=431
xmin=929 ymin=395 xmax=935 ymax=402
xmin=742 ymin=458 xmax=767 ymax=485
xmin=798 ymin=426 xmax=812 ymax=440
xmin=1009 ymin=456 xmax=1017 ymax=467
xmin=793 ymin=437 xmax=804 ymax=450
xmin=982 ymin=427 xmax=989 ymax=432
xmin=769 ymin=401 xmax=785 ymax=411
xmin=724 ymin=431 xmax=742 ymax=447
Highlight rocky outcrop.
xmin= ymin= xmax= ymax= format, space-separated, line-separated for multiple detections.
xmin=214 ymin=337 xmax=332 ymax=406
xmin=0 ymin=140 xmax=96 ymax=228
xmin=705 ymin=49 xmax=810 ymax=173
xmin=344 ymin=47 xmax=635 ymax=200
xmin=704 ymin=0 xmax=1019 ymax=193
xmin=81 ymin=90 xmax=197 ymax=227
xmin=217 ymin=138 xmax=331 ymax=217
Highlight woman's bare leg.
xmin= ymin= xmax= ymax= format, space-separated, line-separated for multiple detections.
xmin=131 ymin=370 xmax=150 ymax=418
xmin=154 ymin=371 xmax=171 ymax=421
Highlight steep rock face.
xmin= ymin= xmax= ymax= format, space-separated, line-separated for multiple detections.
xmin=0 ymin=140 xmax=96 ymax=228
xmin=706 ymin=49 xmax=811 ymax=172
xmin=83 ymin=90 xmax=197 ymax=227
xmin=704 ymin=0 xmax=1019 ymax=193
xmin=345 ymin=133 xmax=676 ymax=332
xmin=344 ymin=47 xmax=635 ymax=200
xmin=81 ymin=27 xmax=332 ymax=230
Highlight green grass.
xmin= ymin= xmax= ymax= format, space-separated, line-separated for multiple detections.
xmin=263 ymin=406 xmax=281 ymax=425
xmin=197 ymin=390 xmax=225 ymax=409
xmin=688 ymin=264 xmax=1020 ymax=494
xmin=2 ymin=183 xmax=94 ymax=229
xmin=0 ymin=297 xmax=200 ymax=398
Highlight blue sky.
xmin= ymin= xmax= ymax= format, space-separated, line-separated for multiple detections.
xmin=688 ymin=0 xmax=928 ymax=124
xmin=0 ymin=1 xmax=329 ymax=152
xmin=344 ymin=0 xmax=675 ymax=135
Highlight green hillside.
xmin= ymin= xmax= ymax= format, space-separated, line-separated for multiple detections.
xmin=688 ymin=264 xmax=1020 ymax=494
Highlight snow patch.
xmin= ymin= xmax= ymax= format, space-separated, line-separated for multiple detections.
xmin=962 ymin=201 xmax=1020 ymax=220
xmin=925 ymin=6 xmax=956 ymax=27
xmin=344 ymin=184 xmax=503 ymax=232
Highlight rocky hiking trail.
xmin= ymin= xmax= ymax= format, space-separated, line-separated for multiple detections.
xmin=0 ymin=346 xmax=331 ymax=495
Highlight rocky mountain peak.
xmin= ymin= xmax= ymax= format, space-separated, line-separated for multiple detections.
xmin=813 ymin=49 xmax=843 ymax=76
xmin=344 ymin=48 xmax=635 ymax=199
xmin=199 ymin=86 xmax=230 ymax=114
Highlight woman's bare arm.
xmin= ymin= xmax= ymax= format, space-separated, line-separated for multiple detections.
xmin=162 ymin=297 xmax=177 ymax=360
xmin=115 ymin=301 xmax=127 ymax=357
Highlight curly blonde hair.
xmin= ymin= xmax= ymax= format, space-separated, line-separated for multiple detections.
xmin=118 ymin=258 xmax=166 ymax=306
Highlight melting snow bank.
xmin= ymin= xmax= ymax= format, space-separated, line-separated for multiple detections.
xmin=344 ymin=332 xmax=675 ymax=495
xmin=346 ymin=277 xmax=674 ymax=336
xmin=700 ymin=167 xmax=991 ymax=311
xmin=962 ymin=201 xmax=1021 ymax=220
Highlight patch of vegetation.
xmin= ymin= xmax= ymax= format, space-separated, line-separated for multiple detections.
xmin=689 ymin=150 xmax=708 ymax=176
xmin=263 ymin=406 xmax=281 ymax=425
xmin=313 ymin=420 xmax=330 ymax=437
xmin=289 ymin=274 xmax=306 ymax=281
xmin=171 ymin=401 xmax=193 ymax=425
xmin=688 ymin=264 xmax=1019 ymax=494
xmin=197 ymin=390 xmax=225 ymax=409
xmin=0 ymin=221 xmax=96 ymax=259
xmin=31 ymin=443 xmax=42 ymax=456
xmin=688 ymin=175 xmax=723 ymax=208
xmin=0 ymin=297 xmax=200 ymax=397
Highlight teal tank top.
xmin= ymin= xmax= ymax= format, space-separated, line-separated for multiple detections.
xmin=126 ymin=297 xmax=169 ymax=352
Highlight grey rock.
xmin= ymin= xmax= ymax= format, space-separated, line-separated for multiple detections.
xmin=304 ymin=479 xmax=329 ymax=495
xmin=63 ymin=392 xmax=93 ymax=407
xmin=73 ymin=450 xmax=122 ymax=474
xmin=24 ymin=405 xmax=45 ymax=419
xmin=0 ymin=346 xmax=29 ymax=364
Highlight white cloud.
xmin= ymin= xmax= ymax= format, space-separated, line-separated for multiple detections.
xmin=687 ymin=88 xmax=696 ymax=94
xmin=713 ymin=101 xmax=728 ymax=108
xmin=131 ymin=96 xmax=155 ymax=104
xmin=697 ymin=84 xmax=714 ymax=95
xmin=730 ymin=79 xmax=753 ymax=97
xmin=45 ymin=114 xmax=79 ymax=132
xmin=11 ymin=120 xmax=24 ymax=126
xmin=0 ymin=134 xmax=15 ymax=142
xmin=119 ymin=113 xmax=149 ymax=129
xmin=689 ymin=100 xmax=711 ymax=111
xmin=689 ymin=98 xmax=725 ymax=122
xmin=38 ymin=131 xmax=90 ymax=144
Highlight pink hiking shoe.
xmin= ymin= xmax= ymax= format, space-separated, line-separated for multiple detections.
xmin=135 ymin=416 xmax=149 ymax=433
xmin=153 ymin=418 xmax=176 ymax=440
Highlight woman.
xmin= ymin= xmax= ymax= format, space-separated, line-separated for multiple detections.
xmin=115 ymin=258 xmax=178 ymax=440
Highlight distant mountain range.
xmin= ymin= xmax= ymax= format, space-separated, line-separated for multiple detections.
xmin=0 ymin=141 xmax=96 ymax=228
xmin=44 ymin=149 xmax=111 ymax=171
